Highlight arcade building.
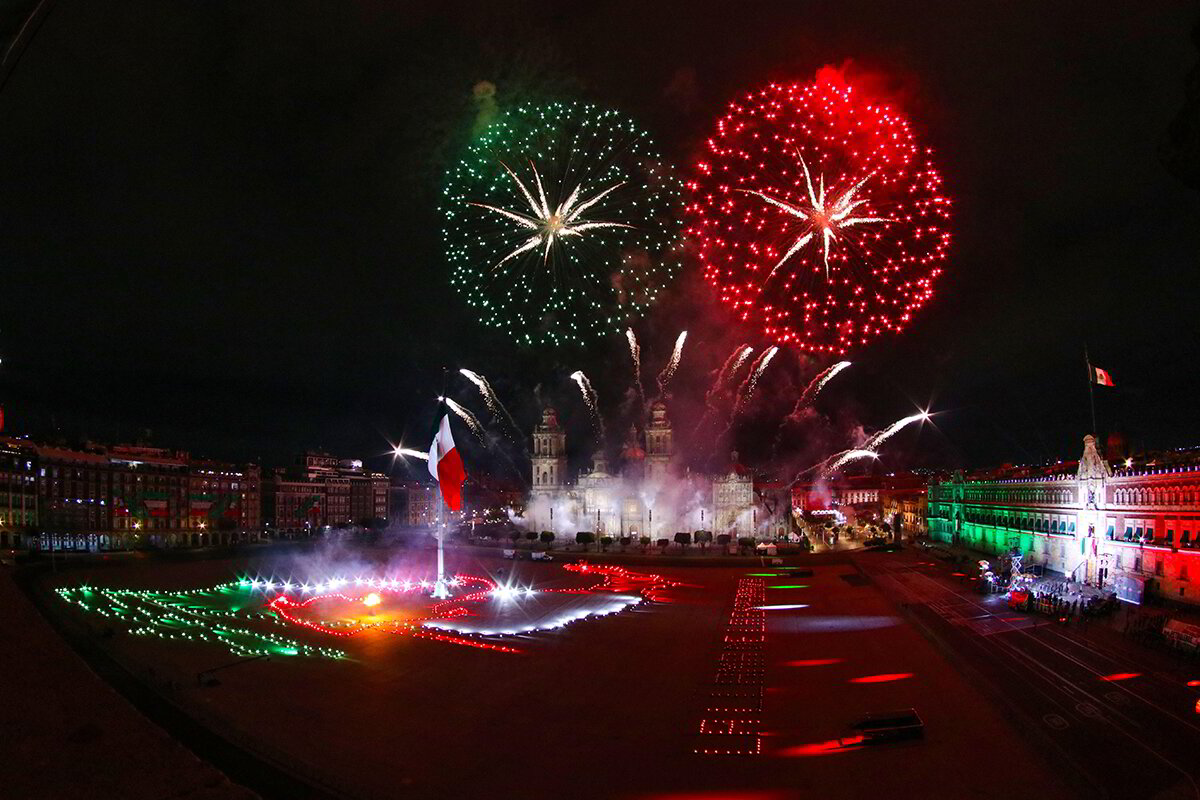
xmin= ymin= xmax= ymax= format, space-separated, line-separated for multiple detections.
xmin=928 ymin=434 xmax=1200 ymax=607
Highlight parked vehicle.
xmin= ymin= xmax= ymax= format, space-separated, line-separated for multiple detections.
xmin=841 ymin=709 xmax=924 ymax=746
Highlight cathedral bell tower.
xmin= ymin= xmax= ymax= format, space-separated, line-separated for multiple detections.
xmin=646 ymin=400 xmax=672 ymax=482
xmin=532 ymin=407 xmax=568 ymax=489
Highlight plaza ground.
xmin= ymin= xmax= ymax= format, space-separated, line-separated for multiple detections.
xmin=14 ymin=543 xmax=1159 ymax=799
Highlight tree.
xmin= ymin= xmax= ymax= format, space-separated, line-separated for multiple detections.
xmin=600 ymin=535 xmax=614 ymax=552
xmin=539 ymin=531 xmax=555 ymax=546
xmin=509 ymin=530 xmax=522 ymax=544
xmin=656 ymin=538 xmax=669 ymax=549
xmin=695 ymin=530 xmax=713 ymax=552
xmin=717 ymin=533 xmax=732 ymax=547
xmin=737 ymin=536 xmax=755 ymax=553
xmin=639 ymin=536 xmax=652 ymax=551
xmin=575 ymin=531 xmax=595 ymax=551
xmin=619 ymin=536 xmax=632 ymax=548
xmin=525 ymin=530 xmax=538 ymax=542
xmin=674 ymin=531 xmax=692 ymax=549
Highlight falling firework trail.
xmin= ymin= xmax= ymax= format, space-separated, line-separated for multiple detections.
xmin=771 ymin=360 xmax=852 ymax=459
xmin=797 ymin=361 xmax=851 ymax=409
xmin=626 ymin=328 xmax=645 ymax=414
xmin=741 ymin=346 xmax=778 ymax=406
xmin=459 ymin=368 xmax=522 ymax=442
xmin=655 ymin=331 xmax=688 ymax=395
xmin=693 ymin=344 xmax=754 ymax=439
xmin=862 ymin=412 xmax=929 ymax=452
xmin=823 ymin=449 xmax=880 ymax=475
xmin=394 ymin=448 xmax=429 ymax=461
xmin=459 ymin=369 xmax=499 ymax=415
xmin=570 ymin=370 xmax=605 ymax=438
xmin=727 ymin=346 xmax=779 ymax=429
xmin=438 ymin=396 xmax=486 ymax=443
xmin=730 ymin=345 xmax=755 ymax=376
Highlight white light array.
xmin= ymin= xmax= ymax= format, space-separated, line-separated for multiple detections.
xmin=238 ymin=576 xmax=462 ymax=594
xmin=425 ymin=594 xmax=643 ymax=637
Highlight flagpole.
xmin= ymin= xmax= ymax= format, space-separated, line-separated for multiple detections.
xmin=1084 ymin=343 xmax=1098 ymax=435
xmin=433 ymin=367 xmax=450 ymax=599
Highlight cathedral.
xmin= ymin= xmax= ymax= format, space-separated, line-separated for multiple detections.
xmin=527 ymin=403 xmax=757 ymax=540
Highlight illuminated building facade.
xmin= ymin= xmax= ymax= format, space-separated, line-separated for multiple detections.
xmin=0 ymin=438 xmax=36 ymax=549
xmin=527 ymin=405 xmax=759 ymax=540
xmin=0 ymin=438 xmax=264 ymax=551
xmin=928 ymin=435 xmax=1200 ymax=606
xmin=404 ymin=483 xmax=439 ymax=527
xmin=264 ymin=453 xmax=391 ymax=535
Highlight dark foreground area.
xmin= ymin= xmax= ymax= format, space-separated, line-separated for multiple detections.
xmin=12 ymin=543 xmax=1197 ymax=799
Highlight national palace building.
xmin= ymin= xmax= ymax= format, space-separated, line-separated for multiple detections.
xmin=928 ymin=434 xmax=1200 ymax=607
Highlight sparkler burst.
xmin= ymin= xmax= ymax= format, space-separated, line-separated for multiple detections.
xmin=824 ymin=449 xmax=880 ymax=475
xmin=459 ymin=368 xmax=522 ymax=441
xmin=743 ymin=346 xmax=779 ymax=404
xmin=393 ymin=447 xmax=429 ymax=461
xmin=729 ymin=345 xmax=756 ymax=376
xmin=797 ymin=360 xmax=852 ymax=409
xmin=861 ymin=411 xmax=929 ymax=451
xmin=438 ymin=396 xmax=486 ymax=443
xmin=570 ymin=370 xmax=604 ymax=437
xmin=626 ymin=328 xmax=646 ymax=409
xmin=655 ymin=330 xmax=688 ymax=393
xmin=687 ymin=78 xmax=953 ymax=354
xmin=443 ymin=101 xmax=682 ymax=348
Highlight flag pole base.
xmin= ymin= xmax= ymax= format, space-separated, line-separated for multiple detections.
xmin=431 ymin=580 xmax=450 ymax=599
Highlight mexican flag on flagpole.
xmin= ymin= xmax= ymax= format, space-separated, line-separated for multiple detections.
xmin=428 ymin=414 xmax=466 ymax=511
xmin=1089 ymin=365 xmax=1115 ymax=387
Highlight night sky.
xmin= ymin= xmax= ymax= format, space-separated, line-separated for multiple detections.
xmin=1 ymin=1 xmax=1198 ymax=477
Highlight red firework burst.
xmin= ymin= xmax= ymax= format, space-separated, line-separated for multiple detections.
xmin=686 ymin=78 xmax=952 ymax=354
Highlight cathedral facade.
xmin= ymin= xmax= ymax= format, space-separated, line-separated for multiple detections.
xmin=527 ymin=404 xmax=757 ymax=540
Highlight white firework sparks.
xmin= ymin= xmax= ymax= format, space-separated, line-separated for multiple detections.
xmin=728 ymin=346 xmax=780 ymax=430
xmin=824 ymin=449 xmax=880 ymax=475
xmin=862 ymin=411 xmax=930 ymax=452
xmin=393 ymin=447 xmax=429 ymax=461
xmin=459 ymin=369 xmax=499 ymax=416
xmin=729 ymin=345 xmax=755 ymax=376
xmin=471 ymin=160 xmax=632 ymax=270
xmin=741 ymin=151 xmax=890 ymax=280
xmin=797 ymin=360 xmax=851 ymax=408
xmin=460 ymin=368 xmax=522 ymax=440
xmin=742 ymin=346 xmax=779 ymax=405
xmin=626 ymin=328 xmax=645 ymax=406
xmin=656 ymin=330 xmax=688 ymax=391
xmin=570 ymin=370 xmax=604 ymax=436
xmin=438 ymin=396 xmax=486 ymax=442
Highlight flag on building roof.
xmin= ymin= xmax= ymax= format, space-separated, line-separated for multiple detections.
xmin=428 ymin=414 xmax=466 ymax=511
xmin=1089 ymin=364 xmax=1115 ymax=387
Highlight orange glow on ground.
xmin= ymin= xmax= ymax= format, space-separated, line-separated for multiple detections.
xmin=850 ymin=672 xmax=913 ymax=683
xmin=1101 ymin=672 xmax=1141 ymax=681
xmin=785 ymin=658 xmax=843 ymax=667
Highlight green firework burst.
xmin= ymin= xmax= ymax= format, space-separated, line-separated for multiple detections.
xmin=442 ymin=101 xmax=681 ymax=348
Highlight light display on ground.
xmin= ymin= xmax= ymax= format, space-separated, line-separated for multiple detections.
xmin=58 ymin=563 xmax=685 ymax=659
